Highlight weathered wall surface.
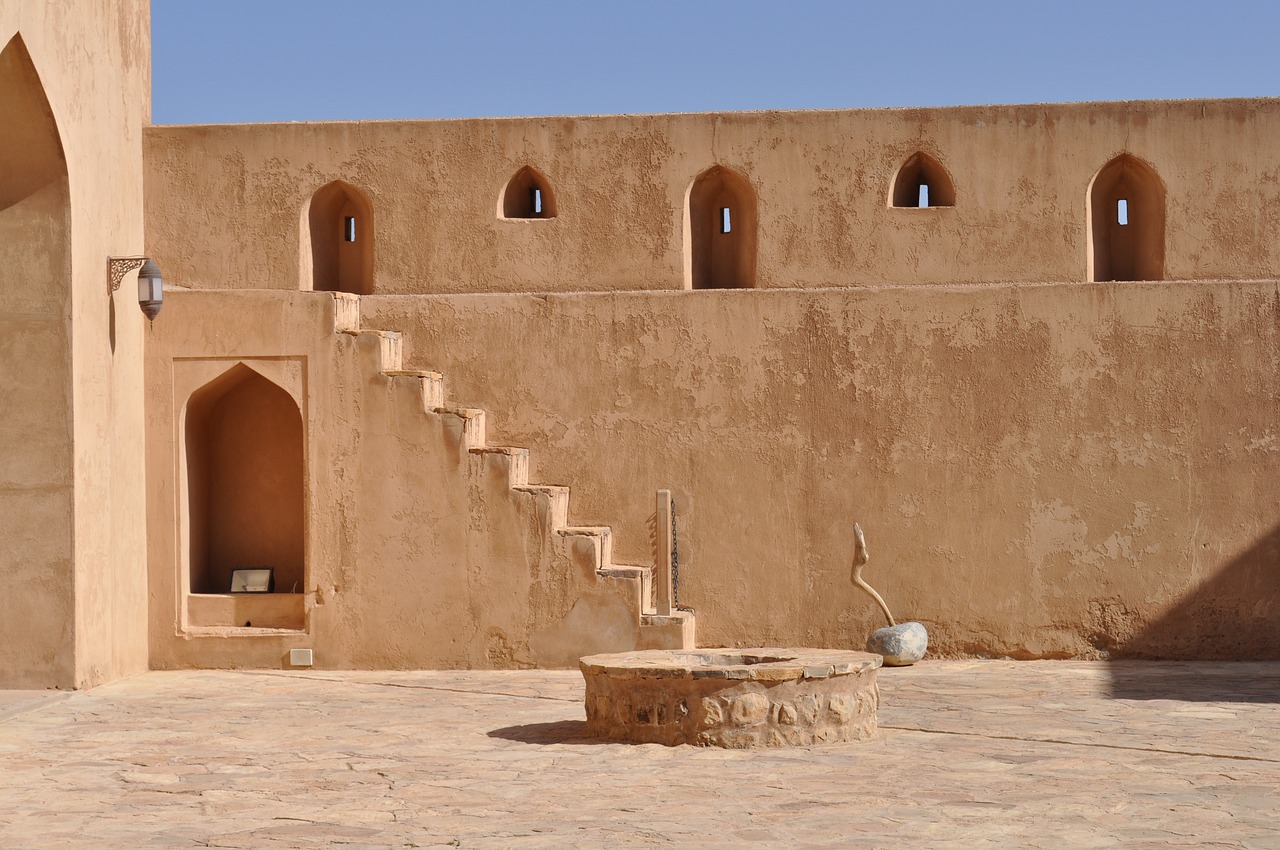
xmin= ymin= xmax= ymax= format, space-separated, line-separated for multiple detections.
xmin=363 ymin=282 xmax=1280 ymax=660
xmin=146 ymin=291 xmax=667 ymax=671
xmin=145 ymin=99 xmax=1280 ymax=295
xmin=1 ymin=1 xmax=151 ymax=688
xmin=140 ymin=98 xmax=1280 ymax=665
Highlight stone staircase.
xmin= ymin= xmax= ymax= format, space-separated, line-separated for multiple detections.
xmin=334 ymin=295 xmax=695 ymax=660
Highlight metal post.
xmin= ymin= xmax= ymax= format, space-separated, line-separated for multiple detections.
xmin=655 ymin=489 xmax=675 ymax=616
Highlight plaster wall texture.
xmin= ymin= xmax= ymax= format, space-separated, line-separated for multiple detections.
xmin=145 ymin=291 xmax=674 ymax=671
xmin=363 ymin=282 xmax=1280 ymax=660
xmin=138 ymin=99 xmax=1280 ymax=665
xmin=144 ymin=99 xmax=1280 ymax=296
xmin=0 ymin=1 xmax=151 ymax=688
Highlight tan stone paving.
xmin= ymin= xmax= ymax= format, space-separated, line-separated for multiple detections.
xmin=1 ymin=661 xmax=1278 ymax=849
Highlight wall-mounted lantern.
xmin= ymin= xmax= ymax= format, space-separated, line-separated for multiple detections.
xmin=107 ymin=255 xmax=163 ymax=322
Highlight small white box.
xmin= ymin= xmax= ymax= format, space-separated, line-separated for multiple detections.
xmin=289 ymin=648 xmax=314 ymax=667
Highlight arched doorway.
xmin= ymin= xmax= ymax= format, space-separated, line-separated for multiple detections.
xmin=1088 ymin=154 xmax=1165 ymax=282
xmin=685 ymin=165 xmax=757 ymax=289
xmin=0 ymin=33 xmax=73 ymax=684
xmin=306 ymin=180 xmax=374 ymax=294
xmin=184 ymin=364 xmax=304 ymax=596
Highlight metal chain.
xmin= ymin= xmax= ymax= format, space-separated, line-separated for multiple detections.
xmin=670 ymin=496 xmax=681 ymax=610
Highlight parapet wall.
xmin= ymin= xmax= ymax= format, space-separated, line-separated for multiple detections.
xmin=145 ymin=99 xmax=1280 ymax=295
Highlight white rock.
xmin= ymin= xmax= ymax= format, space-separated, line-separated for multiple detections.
xmin=867 ymin=622 xmax=928 ymax=666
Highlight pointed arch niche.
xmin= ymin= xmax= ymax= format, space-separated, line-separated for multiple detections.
xmin=181 ymin=362 xmax=305 ymax=629
xmin=685 ymin=165 xmax=757 ymax=289
xmin=1088 ymin=154 xmax=1165 ymax=282
xmin=0 ymin=33 xmax=74 ymax=682
xmin=890 ymin=152 xmax=955 ymax=208
xmin=499 ymin=166 xmax=557 ymax=219
xmin=305 ymin=180 xmax=374 ymax=294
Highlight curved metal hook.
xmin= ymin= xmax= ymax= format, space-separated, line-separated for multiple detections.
xmin=850 ymin=523 xmax=896 ymax=627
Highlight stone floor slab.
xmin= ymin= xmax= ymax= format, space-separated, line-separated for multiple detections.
xmin=1 ymin=661 xmax=1277 ymax=849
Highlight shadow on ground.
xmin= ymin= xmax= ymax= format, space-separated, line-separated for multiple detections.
xmin=1104 ymin=522 xmax=1280 ymax=701
xmin=487 ymin=719 xmax=613 ymax=746
xmin=1106 ymin=661 xmax=1280 ymax=703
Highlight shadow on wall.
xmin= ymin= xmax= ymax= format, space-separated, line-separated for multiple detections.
xmin=1106 ymin=521 xmax=1280 ymax=701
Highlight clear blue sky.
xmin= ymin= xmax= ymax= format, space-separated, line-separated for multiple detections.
xmin=152 ymin=1 xmax=1279 ymax=125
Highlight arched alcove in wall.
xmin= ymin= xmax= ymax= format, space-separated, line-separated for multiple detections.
xmin=500 ymin=166 xmax=557 ymax=219
xmin=0 ymin=34 xmax=73 ymax=682
xmin=685 ymin=165 xmax=757 ymax=289
xmin=890 ymin=152 xmax=955 ymax=208
xmin=184 ymin=364 xmax=304 ymax=595
xmin=1088 ymin=154 xmax=1165 ymax=282
xmin=306 ymin=180 xmax=374 ymax=294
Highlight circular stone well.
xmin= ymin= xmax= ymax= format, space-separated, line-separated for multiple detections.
xmin=580 ymin=648 xmax=881 ymax=748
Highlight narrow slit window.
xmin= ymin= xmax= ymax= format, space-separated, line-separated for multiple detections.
xmin=530 ymin=187 xmax=542 ymax=216
xmin=918 ymin=183 xmax=930 ymax=208
xmin=720 ymin=206 xmax=732 ymax=234
xmin=343 ymin=215 xmax=356 ymax=242
xmin=1117 ymin=199 xmax=1128 ymax=226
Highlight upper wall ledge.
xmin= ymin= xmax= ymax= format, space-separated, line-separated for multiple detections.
xmin=150 ymin=97 xmax=1280 ymax=130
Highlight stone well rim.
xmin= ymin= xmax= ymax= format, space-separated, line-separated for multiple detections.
xmin=579 ymin=647 xmax=882 ymax=682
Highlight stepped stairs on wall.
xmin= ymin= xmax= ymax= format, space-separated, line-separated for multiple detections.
xmin=334 ymin=295 xmax=695 ymax=658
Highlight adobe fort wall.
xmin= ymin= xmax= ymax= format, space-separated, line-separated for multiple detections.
xmin=141 ymin=99 xmax=1280 ymax=662
xmin=141 ymin=280 xmax=1280 ymax=664
xmin=364 ymin=282 xmax=1280 ymax=659
xmin=144 ymin=99 xmax=1280 ymax=295
xmin=1 ymin=0 xmax=152 ymax=689
xmin=145 ymin=291 xmax=679 ymax=671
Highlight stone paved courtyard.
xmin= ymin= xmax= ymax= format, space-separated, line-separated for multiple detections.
xmin=1 ymin=661 xmax=1278 ymax=849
